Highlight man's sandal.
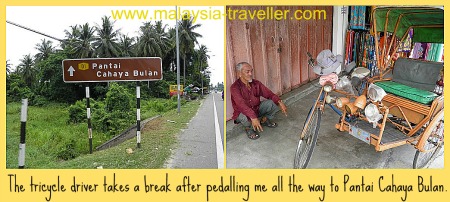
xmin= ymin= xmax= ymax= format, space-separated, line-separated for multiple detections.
xmin=262 ymin=119 xmax=278 ymax=128
xmin=245 ymin=128 xmax=260 ymax=140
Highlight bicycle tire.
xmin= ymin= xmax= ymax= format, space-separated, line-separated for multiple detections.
xmin=413 ymin=144 xmax=443 ymax=169
xmin=413 ymin=117 xmax=444 ymax=169
xmin=294 ymin=107 xmax=321 ymax=169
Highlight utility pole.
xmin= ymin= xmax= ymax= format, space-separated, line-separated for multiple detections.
xmin=176 ymin=6 xmax=181 ymax=113
xmin=201 ymin=71 xmax=204 ymax=96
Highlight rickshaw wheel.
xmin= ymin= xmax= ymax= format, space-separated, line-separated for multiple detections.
xmin=294 ymin=107 xmax=321 ymax=169
xmin=413 ymin=115 xmax=444 ymax=169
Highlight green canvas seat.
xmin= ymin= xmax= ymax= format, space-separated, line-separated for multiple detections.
xmin=391 ymin=58 xmax=443 ymax=92
xmin=374 ymin=58 xmax=442 ymax=105
xmin=375 ymin=81 xmax=438 ymax=105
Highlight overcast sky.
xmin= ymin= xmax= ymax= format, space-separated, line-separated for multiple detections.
xmin=6 ymin=6 xmax=224 ymax=86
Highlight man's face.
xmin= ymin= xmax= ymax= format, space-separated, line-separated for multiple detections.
xmin=239 ymin=64 xmax=253 ymax=83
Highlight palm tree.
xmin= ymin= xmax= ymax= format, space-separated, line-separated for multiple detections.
xmin=118 ymin=34 xmax=135 ymax=57
xmin=17 ymin=54 xmax=36 ymax=88
xmin=197 ymin=44 xmax=210 ymax=71
xmin=35 ymin=39 xmax=55 ymax=62
xmin=64 ymin=25 xmax=80 ymax=40
xmin=62 ymin=25 xmax=80 ymax=51
xmin=71 ymin=23 xmax=96 ymax=58
xmin=136 ymin=21 xmax=170 ymax=57
xmin=154 ymin=21 xmax=172 ymax=55
xmin=164 ymin=27 xmax=178 ymax=72
xmin=94 ymin=16 xmax=120 ymax=58
xmin=178 ymin=14 xmax=202 ymax=86
xmin=194 ymin=45 xmax=210 ymax=92
xmin=6 ymin=60 xmax=11 ymax=74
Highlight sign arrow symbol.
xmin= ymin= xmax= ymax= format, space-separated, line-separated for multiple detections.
xmin=68 ymin=66 xmax=75 ymax=77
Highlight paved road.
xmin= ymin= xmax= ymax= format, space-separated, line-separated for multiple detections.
xmin=165 ymin=93 xmax=224 ymax=168
xmin=215 ymin=92 xmax=225 ymax=151
xmin=226 ymin=83 xmax=444 ymax=169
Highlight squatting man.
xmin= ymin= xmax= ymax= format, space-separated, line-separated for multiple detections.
xmin=230 ymin=62 xmax=288 ymax=140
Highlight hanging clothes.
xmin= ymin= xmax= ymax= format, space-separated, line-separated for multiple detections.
xmin=426 ymin=43 xmax=444 ymax=62
xmin=345 ymin=30 xmax=353 ymax=65
xmin=411 ymin=42 xmax=426 ymax=59
xmin=424 ymin=43 xmax=432 ymax=60
xmin=398 ymin=29 xmax=413 ymax=53
xmin=410 ymin=42 xmax=443 ymax=62
xmin=344 ymin=30 xmax=378 ymax=75
xmin=349 ymin=6 xmax=366 ymax=29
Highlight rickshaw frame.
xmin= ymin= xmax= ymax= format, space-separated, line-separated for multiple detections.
xmin=294 ymin=6 xmax=444 ymax=169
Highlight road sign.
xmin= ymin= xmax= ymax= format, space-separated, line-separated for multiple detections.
xmin=62 ymin=57 xmax=162 ymax=83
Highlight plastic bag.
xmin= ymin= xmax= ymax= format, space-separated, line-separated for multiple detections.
xmin=336 ymin=76 xmax=355 ymax=95
xmin=365 ymin=103 xmax=383 ymax=128
xmin=367 ymin=83 xmax=387 ymax=102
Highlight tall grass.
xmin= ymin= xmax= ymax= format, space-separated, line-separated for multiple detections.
xmin=53 ymin=100 xmax=201 ymax=169
xmin=6 ymin=98 xmax=200 ymax=169
xmin=6 ymin=102 xmax=110 ymax=168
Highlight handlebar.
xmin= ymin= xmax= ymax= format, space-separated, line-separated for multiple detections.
xmin=307 ymin=52 xmax=315 ymax=68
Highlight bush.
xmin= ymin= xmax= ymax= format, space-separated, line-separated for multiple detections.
xmin=68 ymin=84 xmax=135 ymax=136
xmin=190 ymin=93 xmax=199 ymax=100
xmin=91 ymin=100 xmax=109 ymax=132
xmin=68 ymin=85 xmax=188 ymax=138
xmin=147 ymin=80 xmax=170 ymax=98
xmin=68 ymin=98 xmax=104 ymax=123
xmin=147 ymin=100 xmax=166 ymax=113
xmin=92 ymin=84 xmax=109 ymax=99
xmin=106 ymin=83 xmax=132 ymax=112
xmin=169 ymin=95 xmax=187 ymax=105
xmin=6 ymin=73 xmax=33 ymax=102
xmin=56 ymin=139 xmax=79 ymax=160
xmin=30 ymin=95 xmax=49 ymax=107
xmin=68 ymin=99 xmax=86 ymax=124
xmin=104 ymin=110 xmax=134 ymax=135
xmin=143 ymin=98 xmax=186 ymax=113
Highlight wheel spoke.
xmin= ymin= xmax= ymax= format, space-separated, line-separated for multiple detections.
xmin=294 ymin=107 xmax=321 ymax=169
xmin=413 ymin=118 xmax=444 ymax=169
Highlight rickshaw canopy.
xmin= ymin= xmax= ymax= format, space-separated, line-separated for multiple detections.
xmin=373 ymin=7 xmax=444 ymax=43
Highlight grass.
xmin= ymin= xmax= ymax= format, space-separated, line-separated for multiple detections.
xmin=6 ymin=99 xmax=202 ymax=169
xmin=6 ymin=102 xmax=106 ymax=168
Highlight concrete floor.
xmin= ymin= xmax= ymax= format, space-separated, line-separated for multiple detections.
xmin=226 ymin=82 xmax=444 ymax=169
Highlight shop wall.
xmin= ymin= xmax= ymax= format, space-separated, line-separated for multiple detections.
xmin=226 ymin=6 xmax=333 ymax=120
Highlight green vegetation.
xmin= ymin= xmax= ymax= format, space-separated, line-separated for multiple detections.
xmin=6 ymin=13 xmax=210 ymax=168
xmin=6 ymin=99 xmax=199 ymax=169
xmin=7 ymin=14 xmax=211 ymax=105
xmin=54 ymin=100 xmax=200 ymax=169
xmin=7 ymin=102 xmax=99 ymax=167
xmin=67 ymin=84 xmax=187 ymax=137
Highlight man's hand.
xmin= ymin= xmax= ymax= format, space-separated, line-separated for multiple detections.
xmin=251 ymin=118 xmax=263 ymax=132
xmin=279 ymin=100 xmax=288 ymax=116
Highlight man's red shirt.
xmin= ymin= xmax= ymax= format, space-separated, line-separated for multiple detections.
xmin=230 ymin=79 xmax=281 ymax=120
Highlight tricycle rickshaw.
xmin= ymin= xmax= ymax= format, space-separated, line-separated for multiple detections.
xmin=294 ymin=7 xmax=444 ymax=169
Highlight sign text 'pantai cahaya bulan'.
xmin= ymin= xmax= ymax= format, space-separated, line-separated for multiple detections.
xmin=62 ymin=57 xmax=162 ymax=83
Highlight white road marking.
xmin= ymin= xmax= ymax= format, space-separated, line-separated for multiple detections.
xmin=213 ymin=95 xmax=224 ymax=169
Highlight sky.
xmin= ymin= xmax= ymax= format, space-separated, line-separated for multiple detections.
xmin=6 ymin=6 xmax=225 ymax=86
